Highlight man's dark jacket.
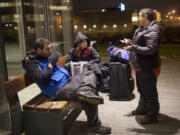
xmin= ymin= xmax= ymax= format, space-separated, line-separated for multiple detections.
xmin=22 ymin=52 xmax=70 ymax=98
xmin=22 ymin=52 xmax=53 ymax=85
xmin=131 ymin=21 xmax=163 ymax=69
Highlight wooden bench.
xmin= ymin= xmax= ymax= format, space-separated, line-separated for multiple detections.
xmin=4 ymin=56 xmax=83 ymax=135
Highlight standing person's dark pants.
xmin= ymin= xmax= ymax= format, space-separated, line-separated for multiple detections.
xmin=135 ymin=70 xmax=159 ymax=120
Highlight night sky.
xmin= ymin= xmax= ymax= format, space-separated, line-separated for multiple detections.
xmin=73 ymin=0 xmax=180 ymax=13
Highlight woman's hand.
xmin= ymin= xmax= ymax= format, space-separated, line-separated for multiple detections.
xmin=120 ymin=38 xmax=132 ymax=45
xmin=123 ymin=45 xmax=133 ymax=51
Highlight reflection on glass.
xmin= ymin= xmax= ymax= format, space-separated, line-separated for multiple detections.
xmin=47 ymin=0 xmax=63 ymax=42
xmin=23 ymin=0 xmax=46 ymax=51
xmin=0 ymin=1 xmax=21 ymax=62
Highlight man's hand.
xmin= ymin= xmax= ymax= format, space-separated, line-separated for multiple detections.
xmin=48 ymin=52 xmax=59 ymax=65
xmin=48 ymin=62 xmax=54 ymax=69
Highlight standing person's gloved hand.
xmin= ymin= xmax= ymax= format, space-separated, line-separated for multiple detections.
xmin=48 ymin=52 xmax=60 ymax=65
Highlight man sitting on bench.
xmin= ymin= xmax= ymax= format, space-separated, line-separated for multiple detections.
xmin=22 ymin=37 xmax=111 ymax=134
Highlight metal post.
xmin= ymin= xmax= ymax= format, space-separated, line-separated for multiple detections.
xmin=16 ymin=0 xmax=26 ymax=58
xmin=0 ymin=15 xmax=12 ymax=135
xmin=0 ymin=24 xmax=8 ymax=82
xmin=33 ymin=0 xmax=46 ymax=39
xmin=43 ymin=0 xmax=50 ymax=40
xmin=61 ymin=0 xmax=73 ymax=55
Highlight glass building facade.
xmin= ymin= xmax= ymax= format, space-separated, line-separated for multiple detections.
xmin=0 ymin=0 xmax=73 ymax=77
xmin=0 ymin=0 xmax=73 ymax=57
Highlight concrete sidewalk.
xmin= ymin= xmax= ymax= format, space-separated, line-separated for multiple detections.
xmin=8 ymin=58 xmax=180 ymax=135
xmin=67 ymin=58 xmax=180 ymax=135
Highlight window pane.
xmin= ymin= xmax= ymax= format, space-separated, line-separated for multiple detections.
xmin=23 ymin=0 xmax=46 ymax=51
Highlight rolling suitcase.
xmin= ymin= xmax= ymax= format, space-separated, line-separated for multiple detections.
xmin=109 ymin=62 xmax=134 ymax=101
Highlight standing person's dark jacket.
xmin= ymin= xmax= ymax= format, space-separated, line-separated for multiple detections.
xmin=131 ymin=21 xmax=163 ymax=69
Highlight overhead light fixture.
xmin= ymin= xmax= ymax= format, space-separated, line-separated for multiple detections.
xmin=74 ymin=25 xmax=78 ymax=29
xmin=101 ymin=9 xmax=106 ymax=12
xmin=83 ymin=25 xmax=87 ymax=29
xmin=113 ymin=24 xmax=117 ymax=28
xmin=124 ymin=24 xmax=127 ymax=27
xmin=103 ymin=25 xmax=107 ymax=28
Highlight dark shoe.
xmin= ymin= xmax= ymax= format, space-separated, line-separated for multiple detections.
xmin=131 ymin=109 xmax=146 ymax=115
xmin=77 ymin=91 xmax=104 ymax=105
xmin=140 ymin=116 xmax=158 ymax=124
xmin=87 ymin=125 xmax=111 ymax=134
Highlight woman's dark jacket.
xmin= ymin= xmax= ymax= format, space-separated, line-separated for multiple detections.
xmin=131 ymin=21 xmax=163 ymax=69
xmin=66 ymin=47 xmax=100 ymax=64
xmin=66 ymin=32 xmax=102 ymax=80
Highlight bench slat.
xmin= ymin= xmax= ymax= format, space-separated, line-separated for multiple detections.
xmin=24 ymin=99 xmax=69 ymax=112
xmin=23 ymin=93 xmax=69 ymax=112
xmin=23 ymin=94 xmax=48 ymax=110
xmin=35 ymin=100 xmax=54 ymax=111
xmin=49 ymin=101 xmax=68 ymax=112
xmin=4 ymin=75 xmax=33 ymax=96
xmin=56 ymin=55 xmax=67 ymax=67
xmin=26 ymin=93 xmax=47 ymax=105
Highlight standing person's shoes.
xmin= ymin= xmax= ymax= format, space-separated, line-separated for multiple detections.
xmin=76 ymin=91 xmax=104 ymax=105
xmin=140 ymin=116 xmax=158 ymax=124
xmin=87 ymin=125 xmax=111 ymax=134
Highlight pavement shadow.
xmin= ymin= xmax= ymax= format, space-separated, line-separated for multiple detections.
xmin=67 ymin=121 xmax=97 ymax=135
xmin=128 ymin=113 xmax=180 ymax=135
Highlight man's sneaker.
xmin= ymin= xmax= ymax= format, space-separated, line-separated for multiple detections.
xmin=77 ymin=91 xmax=104 ymax=105
xmin=140 ymin=116 xmax=158 ymax=124
xmin=131 ymin=109 xmax=147 ymax=115
xmin=87 ymin=125 xmax=111 ymax=134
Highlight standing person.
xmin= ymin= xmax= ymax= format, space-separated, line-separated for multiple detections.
xmin=121 ymin=8 xmax=163 ymax=124
xmin=66 ymin=31 xmax=102 ymax=89
xmin=22 ymin=38 xmax=111 ymax=134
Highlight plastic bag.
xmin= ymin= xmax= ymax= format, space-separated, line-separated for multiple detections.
xmin=107 ymin=45 xmax=130 ymax=63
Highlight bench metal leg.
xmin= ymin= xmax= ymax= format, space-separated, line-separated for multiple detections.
xmin=63 ymin=107 xmax=82 ymax=135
